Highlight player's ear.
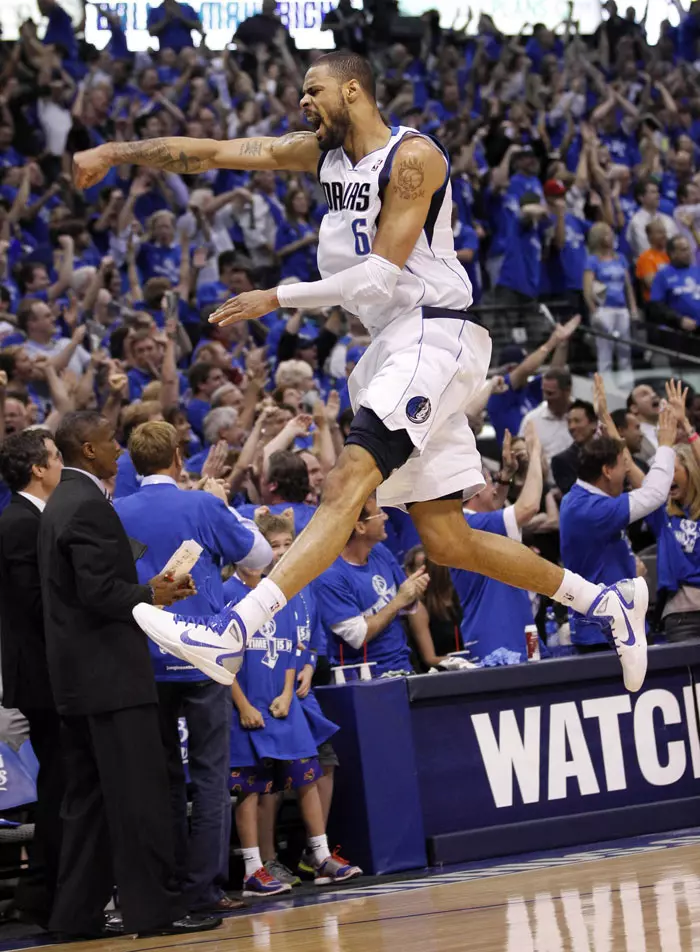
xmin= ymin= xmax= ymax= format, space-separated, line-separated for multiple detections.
xmin=344 ymin=79 xmax=361 ymax=104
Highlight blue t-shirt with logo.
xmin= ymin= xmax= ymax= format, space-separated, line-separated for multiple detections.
xmin=560 ymin=483 xmax=635 ymax=645
xmin=650 ymin=264 xmax=700 ymax=323
xmin=115 ymin=482 xmax=255 ymax=680
xmin=487 ymin=372 xmax=543 ymax=446
xmin=549 ymin=214 xmax=591 ymax=292
xmin=224 ymin=576 xmax=318 ymax=764
xmin=314 ymin=543 xmax=412 ymax=674
xmin=137 ymin=242 xmax=182 ymax=284
xmin=647 ymin=506 xmax=700 ymax=595
xmin=451 ymin=509 xmax=533 ymax=662
xmin=586 ymin=253 xmax=629 ymax=309
xmin=490 ymin=174 xmax=545 ymax=259
xmin=498 ymin=217 xmax=548 ymax=298
xmin=599 ymin=131 xmax=641 ymax=168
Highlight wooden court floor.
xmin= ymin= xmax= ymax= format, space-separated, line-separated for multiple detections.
xmin=13 ymin=842 xmax=700 ymax=952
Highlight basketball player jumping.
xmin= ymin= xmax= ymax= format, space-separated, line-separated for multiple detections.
xmin=74 ymin=52 xmax=651 ymax=692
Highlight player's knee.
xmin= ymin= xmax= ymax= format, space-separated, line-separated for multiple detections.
xmin=421 ymin=529 xmax=452 ymax=566
xmin=319 ymin=445 xmax=382 ymax=514
xmin=413 ymin=505 xmax=474 ymax=567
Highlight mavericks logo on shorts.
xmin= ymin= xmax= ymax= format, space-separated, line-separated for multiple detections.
xmin=406 ymin=395 xmax=431 ymax=424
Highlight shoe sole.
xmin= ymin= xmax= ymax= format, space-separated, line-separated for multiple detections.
xmin=315 ymin=868 xmax=363 ymax=886
xmin=179 ymin=642 xmax=235 ymax=686
xmin=615 ymin=577 xmax=649 ymax=693
xmin=133 ymin=604 xmax=188 ymax=663
xmin=241 ymin=885 xmax=292 ymax=897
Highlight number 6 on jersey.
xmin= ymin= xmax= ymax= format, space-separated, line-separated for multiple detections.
xmin=352 ymin=218 xmax=370 ymax=256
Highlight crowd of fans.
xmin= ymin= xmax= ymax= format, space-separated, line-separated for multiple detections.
xmin=1 ymin=0 xmax=700 ymax=926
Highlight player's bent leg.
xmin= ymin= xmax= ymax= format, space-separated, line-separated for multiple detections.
xmin=410 ymin=497 xmax=564 ymax=593
xmin=409 ymin=498 xmax=649 ymax=692
xmin=268 ymin=442 xmax=385 ymax=598
xmin=132 ymin=409 xmax=415 ymax=686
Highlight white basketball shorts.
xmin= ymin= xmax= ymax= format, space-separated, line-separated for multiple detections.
xmin=348 ymin=305 xmax=492 ymax=507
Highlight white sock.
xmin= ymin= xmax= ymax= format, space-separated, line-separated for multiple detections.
xmin=242 ymin=846 xmax=262 ymax=878
xmin=233 ymin=578 xmax=287 ymax=637
xmin=307 ymin=833 xmax=330 ymax=866
xmin=553 ymin=570 xmax=601 ymax=615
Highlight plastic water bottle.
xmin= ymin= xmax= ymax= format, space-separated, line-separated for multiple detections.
xmin=545 ymin=605 xmax=559 ymax=649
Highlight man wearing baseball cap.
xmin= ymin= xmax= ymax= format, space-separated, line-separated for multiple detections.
xmin=543 ymin=178 xmax=592 ymax=316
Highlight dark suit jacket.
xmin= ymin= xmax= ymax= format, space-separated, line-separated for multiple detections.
xmin=551 ymin=443 xmax=583 ymax=496
xmin=38 ymin=469 xmax=155 ymax=716
xmin=0 ymin=494 xmax=54 ymax=712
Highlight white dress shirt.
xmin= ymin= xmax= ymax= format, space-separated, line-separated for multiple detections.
xmin=63 ymin=467 xmax=109 ymax=497
xmin=519 ymin=402 xmax=573 ymax=462
xmin=18 ymin=491 xmax=46 ymax=512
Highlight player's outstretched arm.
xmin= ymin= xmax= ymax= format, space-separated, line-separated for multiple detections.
xmin=208 ymin=136 xmax=447 ymax=326
xmin=72 ymin=131 xmax=321 ymax=190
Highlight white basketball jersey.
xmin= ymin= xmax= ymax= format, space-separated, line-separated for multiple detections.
xmin=316 ymin=125 xmax=472 ymax=335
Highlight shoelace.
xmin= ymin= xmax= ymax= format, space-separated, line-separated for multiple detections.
xmin=253 ymin=866 xmax=278 ymax=885
xmin=173 ymin=602 xmax=238 ymax=636
xmin=329 ymin=846 xmax=351 ymax=866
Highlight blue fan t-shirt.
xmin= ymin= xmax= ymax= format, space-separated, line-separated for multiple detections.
xmin=650 ymin=264 xmax=700 ymax=323
xmin=115 ymin=480 xmax=255 ymax=680
xmin=586 ymin=253 xmax=629 ymax=309
xmin=647 ymin=506 xmax=700 ymax=595
xmin=314 ymin=543 xmax=412 ymax=674
xmin=487 ymin=372 xmax=543 ymax=447
xmin=224 ymin=576 xmax=318 ymax=764
xmin=450 ymin=509 xmax=533 ymax=662
xmin=559 ymin=482 xmax=635 ymax=645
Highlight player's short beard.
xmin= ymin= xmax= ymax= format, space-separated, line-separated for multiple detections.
xmin=318 ymin=94 xmax=351 ymax=152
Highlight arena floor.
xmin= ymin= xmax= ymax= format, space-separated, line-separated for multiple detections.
xmin=2 ymin=829 xmax=700 ymax=951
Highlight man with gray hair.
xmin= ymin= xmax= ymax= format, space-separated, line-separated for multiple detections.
xmin=184 ymin=407 xmax=242 ymax=476
xmin=519 ymin=367 xmax=574 ymax=463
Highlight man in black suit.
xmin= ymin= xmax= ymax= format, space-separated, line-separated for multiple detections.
xmin=0 ymin=429 xmax=64 ymax=927
xmin=38 ymin=410 xmax=220 ymax=939
xmin=551 ymin=400 xmax=599 ymax=495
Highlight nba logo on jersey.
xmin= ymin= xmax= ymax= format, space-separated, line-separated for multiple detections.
xmin=406 ymin=396 xmax=431 ymax=424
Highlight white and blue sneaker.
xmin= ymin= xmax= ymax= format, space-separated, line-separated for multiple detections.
xmin=586 ymin=577 xmax=649 ymax=692
xmin=132 ymin=603 xmax=246 ymax=685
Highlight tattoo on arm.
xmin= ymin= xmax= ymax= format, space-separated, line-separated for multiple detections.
xmin=393 ymin=157 xmax=426 ymax=200
xmin=120 ymin=141 xmax=204 ymax=174
xmin=239 ymin=139 xmax=264 ymax=156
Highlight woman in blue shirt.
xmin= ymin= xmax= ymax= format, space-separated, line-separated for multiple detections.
xmin=646 ymin=383 xmax=700 ymax=641
xmin=274 ymin=190 xmax=319 ymax=283
xmin=583 ymin=223 xmax=638 ymax=379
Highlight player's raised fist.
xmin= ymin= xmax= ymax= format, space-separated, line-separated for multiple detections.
xmin=73 ymin=146 xmax=112 ymax=189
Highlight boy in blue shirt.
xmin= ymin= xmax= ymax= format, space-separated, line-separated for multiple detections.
xmin=224 ymin=510 xmax=360 ymax=895
xmin=560 ymin=410 xmax=676 ymax=650
xmin=314 ymin=495 xmax=429 ymax=676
